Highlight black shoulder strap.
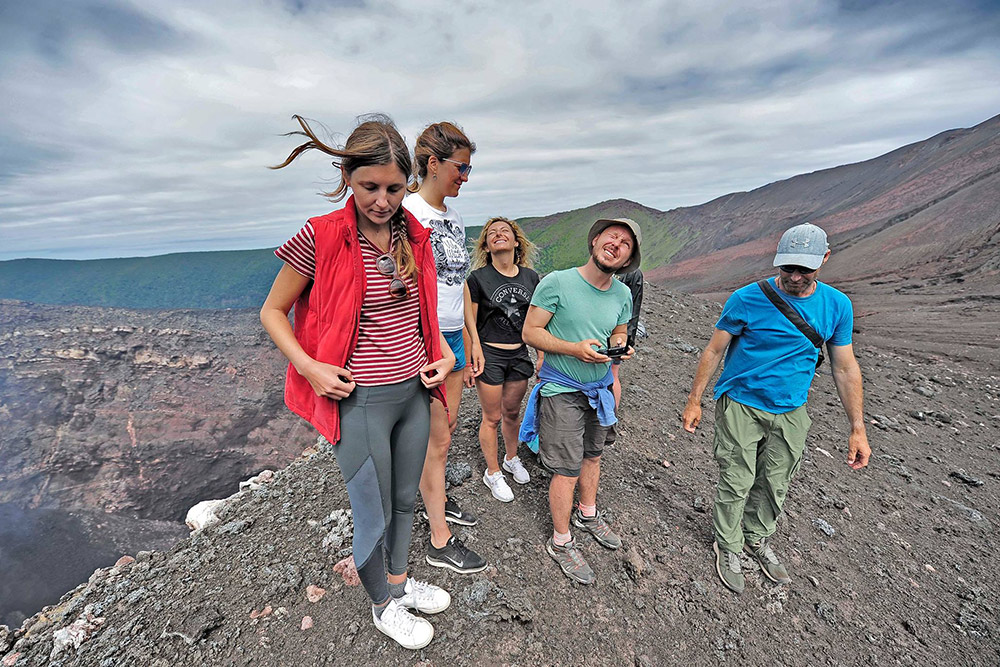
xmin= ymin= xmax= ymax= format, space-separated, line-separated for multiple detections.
xmin=757 ymin=279 xmax=826 ymax=366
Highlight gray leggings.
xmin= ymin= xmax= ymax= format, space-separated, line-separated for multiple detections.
xmin=333 ymin=377 xmax=430 ymax=604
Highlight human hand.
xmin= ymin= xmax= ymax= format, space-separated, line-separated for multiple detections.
xmin=847 ymin=430 xmax=871 ymax=470
xmin=301 ymin=360 xmax=355 ymax=400
xmin=681 ymin=401 xmax=702 ymax=433
xmin=463 ymin=364 xmax=477 ymax=388
xmin=573 ymin=339 xmax=611 ymax=363
xmin=419 ymin=355 xmax=453 ymax=389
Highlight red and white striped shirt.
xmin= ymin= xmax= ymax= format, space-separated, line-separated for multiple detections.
xmin=275 ymin=224 xmax=427 ymax=386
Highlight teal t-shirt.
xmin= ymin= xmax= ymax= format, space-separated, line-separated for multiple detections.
xmin=713 ymin=278 xmax=854 ymax=413
xmin=530 ymin=269 xmax=632 ymax=396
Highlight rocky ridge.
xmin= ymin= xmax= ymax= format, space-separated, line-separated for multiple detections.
xmin=2 ymin=282 xmax=998 ymax=666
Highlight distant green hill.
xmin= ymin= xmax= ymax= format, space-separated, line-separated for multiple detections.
xmin=1 ymin=227 xmax=489 ymax=310
xmin=0 ymin=202 xmax=675 ymax=310
xmin=519 ymin=198 xmax=692 ymax=274
xmin=0 ymin=249 xmax=282 ymax=310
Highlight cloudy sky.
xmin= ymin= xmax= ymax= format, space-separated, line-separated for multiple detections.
xmin=1 ymin=0 xmax=998 ymax=260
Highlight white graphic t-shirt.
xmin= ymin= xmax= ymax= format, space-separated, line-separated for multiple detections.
xmin=403 ymin=192 xmax=470 ymax=331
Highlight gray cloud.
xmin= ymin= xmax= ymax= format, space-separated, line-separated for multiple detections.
xmin=1 ymin=0 xmax=998 ymax=259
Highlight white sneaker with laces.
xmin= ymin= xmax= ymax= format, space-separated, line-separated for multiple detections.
xmin=502 ymin=455 xmax=530 ymax=484
xmin=483 ymin=469 xmax=514 ymax=502
xmin=395 ymin=577 xmax=451 ymax=614
xmin=372 ymin=598 xmax=434 ymax=650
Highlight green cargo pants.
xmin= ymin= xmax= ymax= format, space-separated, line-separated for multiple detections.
xmin=712 ymin=393 xmax=810 ymax=553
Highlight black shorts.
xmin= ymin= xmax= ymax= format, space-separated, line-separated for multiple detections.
xmin=479 ymin=344 xmax=534 ymax=386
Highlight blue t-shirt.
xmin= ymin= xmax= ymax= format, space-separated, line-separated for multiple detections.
xmin=713 ymin=278 xmax=854 ymax=413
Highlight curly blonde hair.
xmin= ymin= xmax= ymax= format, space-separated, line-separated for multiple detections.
xmin=472 ymin=217 xmax=537 ymax=270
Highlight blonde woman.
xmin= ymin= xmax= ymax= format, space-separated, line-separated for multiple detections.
xmin=464 ymin=217 xmax=541 ymax=502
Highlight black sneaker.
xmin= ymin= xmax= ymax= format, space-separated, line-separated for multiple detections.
xmin=423 ymin=497 xmax=479 ymax=526
xmin=426 ymin=536 xmax=488 ymax=574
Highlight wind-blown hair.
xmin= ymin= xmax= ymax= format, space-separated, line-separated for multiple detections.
xmin=409 ymin=121 xmax=476 ymax=191
xmin=271 ymin=114 xmax=417 ymax=279
xmin=472 ymin=216 xmax=537 ymax=270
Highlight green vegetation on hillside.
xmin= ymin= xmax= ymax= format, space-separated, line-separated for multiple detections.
xmin=0 ymin=200 xmax=689 ymax=309
xmin=520 ymin=200 xmax=691 ymax=274
xmin=0 ymin=250 xmax=282 ymax=310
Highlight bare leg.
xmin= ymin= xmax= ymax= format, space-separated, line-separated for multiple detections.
xmin=476 ymin=381 xmax=504 ymax=475
xmin=500 ymin=379 xmax=529 ymax=461
xmin=549 ymin=473 xmax=579 ymax=534
xmin=420 ymin=371 xmax=464 ymax=549
xmin=577 ymin=456 xmax=601 ymax=508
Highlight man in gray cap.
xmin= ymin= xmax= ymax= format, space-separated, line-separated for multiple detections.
xmin=681 ymin=223 xmax=870 ymax=593
xmin=521 ymin=218 xmax=640 ymax=584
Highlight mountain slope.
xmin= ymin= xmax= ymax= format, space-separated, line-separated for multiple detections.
xmin=647 ymin=114 xmax=1000 ymax=292
xmin=1 ymin=285 xmax=997 ymax=665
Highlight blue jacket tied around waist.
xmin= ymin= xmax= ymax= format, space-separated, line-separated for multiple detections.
xmin=518 ymin=362 xmax=617 ymax=450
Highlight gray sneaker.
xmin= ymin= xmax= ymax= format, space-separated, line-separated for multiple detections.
xmin=546 ymin=538 xmax=595 ymax=585
xmin=570 ymin=509 xmax=622 ymax=550
xmin=744 ymin=539 xmax=792 ymax=584
xmin=713 ymin=542 xmax=745 ymax=593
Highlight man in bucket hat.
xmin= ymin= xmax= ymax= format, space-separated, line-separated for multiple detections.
xmin=520 ymin=218 xmax=640 ymax=584
xmin=681 ymin=223 xmax=871 ymax=593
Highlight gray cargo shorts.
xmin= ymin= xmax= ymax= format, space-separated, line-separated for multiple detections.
xmin=538 ymin=391 xmax=616 ymax=477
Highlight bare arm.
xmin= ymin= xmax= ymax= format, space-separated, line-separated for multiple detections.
xmin=521 ymin=305 xmax=613 ymax=363
xmin=260 ymin=264 xmax=356 ymax=399
xmin=681 ymin=328 xmax=733 ymax=432
xmin=828 ymin=343 xmax=871 ymax=470
xmin=463 ymin=283 xmax=484 ymax=386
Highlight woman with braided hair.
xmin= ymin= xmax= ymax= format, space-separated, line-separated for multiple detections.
xmin=260 ymin=114 xmax=454 ymax=650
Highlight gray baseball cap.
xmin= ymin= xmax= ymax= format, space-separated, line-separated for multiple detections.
xmin=588 ymin=218 xmax=641 ymax=274
xmin=773 ymin=223 xmax=829 ymax=270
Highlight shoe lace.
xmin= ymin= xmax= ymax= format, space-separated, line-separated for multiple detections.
xmin=507 ymin=457 xmax=526 ymax=473
xmin=561 ymin=542 xmax=587 ymax=569
xmin=726 ymin=551 xmax=742 ymax=574
xmin=450 ymin=537 xmax=471 ymax=558
xmin=757 ymin=543 xmax=779 ymax=565
xmin=383 ymin=603 xmax=418 ymax=634
xmin=408 ymin=579 xmax=435 ymax=600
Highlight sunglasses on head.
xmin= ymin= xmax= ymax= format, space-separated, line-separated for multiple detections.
xmin=375 ymin=253 xmax=409 ymax=299
xmin=778 ymin=265 xmax=817 ymax=275
xmin=441 ymin=158 xmax=473 ymax=176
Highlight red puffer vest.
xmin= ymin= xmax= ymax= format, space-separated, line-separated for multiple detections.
xmin=283 ymin=196 xmax=447 ymax=444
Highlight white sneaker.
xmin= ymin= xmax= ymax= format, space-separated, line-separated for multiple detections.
xmin=395 ymin=577 xmax=451 ymax=614
xmin=483 ymin=469 xmax=514 ymax=502
xmin=502 ymin=456 xmax=530 ymax=484
xmin=372 ymin=598 xmax=434 ymax=650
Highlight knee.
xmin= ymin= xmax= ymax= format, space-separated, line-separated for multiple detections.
xmin=482 ymin=411 xmax=502 ymax=429
xmin=428 ymin=432 xmax=452 ymax=455
xmin=500 ymin=406 xmax=521 ymax=424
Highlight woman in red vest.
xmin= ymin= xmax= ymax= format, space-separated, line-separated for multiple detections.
xmin=260 ymin=114 xmax=454 ymax=650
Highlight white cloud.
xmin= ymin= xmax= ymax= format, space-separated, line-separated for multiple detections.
xmin=1 ymin=0 xmax=998 ymax=259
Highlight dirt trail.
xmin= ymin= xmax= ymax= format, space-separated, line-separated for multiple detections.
xmin=2 ymin=283 xmax=997 ymax=666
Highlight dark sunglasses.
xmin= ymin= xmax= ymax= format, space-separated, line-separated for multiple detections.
xmin=442 ymin=158 xmax=473 ymax=176
xmin=375 ymin=253 xmax=409 ymax=299
xmin=778 ymin=265 xmax=817 ymax=275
